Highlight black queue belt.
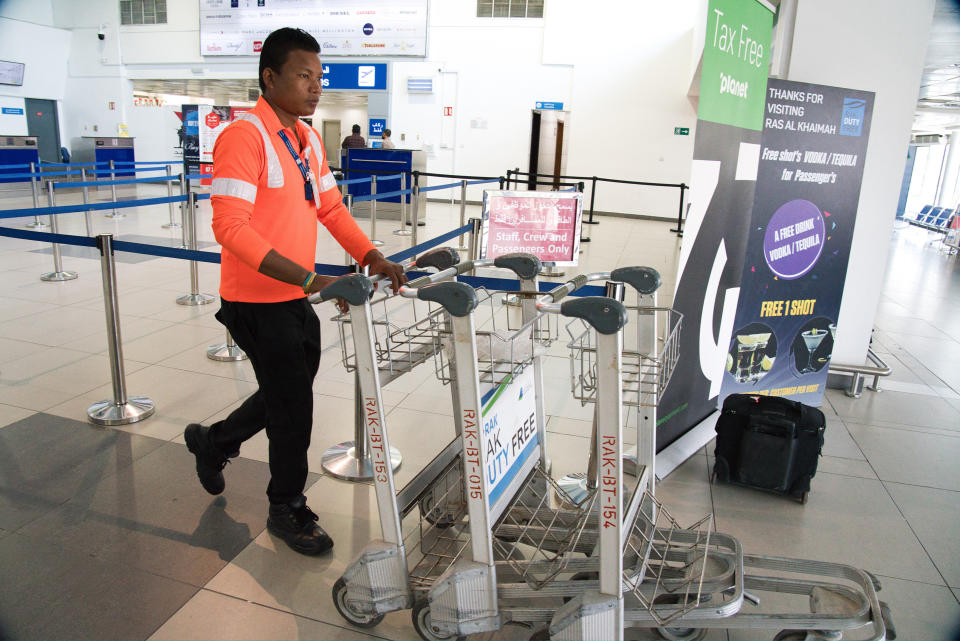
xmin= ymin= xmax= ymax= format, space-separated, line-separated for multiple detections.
xmin=506 ymin=169 xmax=690 ymax=237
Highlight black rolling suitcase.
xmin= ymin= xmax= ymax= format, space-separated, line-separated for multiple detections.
xmin=712 ymin=393 xmax=825 ymax=503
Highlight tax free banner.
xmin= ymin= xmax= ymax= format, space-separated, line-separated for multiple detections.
xmin=718 ymin=79 xmax=874 ymax=404
xmin=657 ymin=0 xmax=773 ymax=450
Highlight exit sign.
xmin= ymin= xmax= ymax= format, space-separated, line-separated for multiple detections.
xmin=674 ymin=127 xmax=690 ymax=135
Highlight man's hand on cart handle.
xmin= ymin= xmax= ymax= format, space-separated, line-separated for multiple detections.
xmin=363 ymin=249 xmax=408 ymax=295
xmin=304 ymin=275 xmax=349 ymax=313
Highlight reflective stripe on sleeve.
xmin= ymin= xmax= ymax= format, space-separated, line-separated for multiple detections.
xmin=211 ymin=177 xmax=257 ymax=203
xmin=319 ymin=171 xmax=338 ymax=193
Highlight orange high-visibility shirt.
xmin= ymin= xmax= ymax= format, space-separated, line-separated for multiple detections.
xmin=211 ymin=97 xmax=375 ymax=303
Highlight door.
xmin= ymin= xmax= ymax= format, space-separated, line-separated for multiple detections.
xmin=553 ymin=120 xmax=564 ymax=189
xmin=322 ymin=119 xmax=341 ymax=158
xmin=25 ymin=98 xmax=61 ymax=163
xmin=527 ymin=111 xmax=541 ymax=190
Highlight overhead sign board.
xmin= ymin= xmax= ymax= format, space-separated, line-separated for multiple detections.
xmin=535 ymin=101 xmax=563 ymax=110
xmin=199 ymin=0 xmax=428 ymax=57
xmin=480 ymin=191 xmax=583 ymax=267
xmin=323 ymin=63 xmax=387 ymax=91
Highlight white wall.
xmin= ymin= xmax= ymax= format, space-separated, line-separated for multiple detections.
xmin=0 ymin=15 xmax=71 ymax=137
xmin=0 ymin=0 xmax=55 ymax=25
xmin=388 ymin=0 xmax=699 ymax=214
xmin=786 ymin=0 xmax=935 ymax=365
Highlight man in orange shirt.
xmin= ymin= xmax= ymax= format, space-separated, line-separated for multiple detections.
xmin=185 ymin=27 xmax=406 ymax=556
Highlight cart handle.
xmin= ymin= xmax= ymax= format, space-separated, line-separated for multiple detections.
xmin=610 ymin=265 xmax=661 ymax=294
xmin=310 ymin=273 xmax=374 ymax=307
xmin=538 ymin=296 xmax=628 ymax=334
xmin=410 ymin=281 xmax=478 ymax=317
xmin=307 ymin=246 xmax=459 ymax=305
xmin=403 ymin=253 xmax=540 ymax=290
xmin=542 ymin=265 xmax=662 ymax=302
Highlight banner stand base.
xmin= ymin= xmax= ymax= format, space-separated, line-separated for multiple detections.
xmin=656 ymin=410 xmax=719 ymax=481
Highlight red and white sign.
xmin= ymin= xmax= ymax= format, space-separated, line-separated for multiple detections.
xmin=253 ymin=40 xmax=263 ymax=52
xmin=443 ymin=106 xmax=453 ymax=116
xmin=480 ymin=191 xmax=583 ymax=266
xmin=205 ymin=112 xmax=221 ymax=128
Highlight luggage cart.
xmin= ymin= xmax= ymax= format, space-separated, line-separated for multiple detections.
xmin=315 ymin=252 xmax=554 ymax=636
xmin=408 ymin=267 xmax=734 ymax=641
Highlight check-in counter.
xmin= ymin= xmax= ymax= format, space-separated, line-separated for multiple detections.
xmin=0 ymin=136 xmax=39 ymax=184
xmin=73 ymin=137 xmax=136 ymax=177
xmin=340 ymin=148 xmax=426 ymax=224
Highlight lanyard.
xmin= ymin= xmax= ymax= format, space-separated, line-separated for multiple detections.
xmin=277 ymin=129 xmax=315 ymax=202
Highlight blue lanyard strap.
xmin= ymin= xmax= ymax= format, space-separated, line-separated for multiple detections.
xmin=277 ymin=129 xmax=311 ymax=182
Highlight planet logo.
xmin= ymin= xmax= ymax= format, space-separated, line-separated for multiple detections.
xmin=362 ymin=23 xmax=374 ymax=35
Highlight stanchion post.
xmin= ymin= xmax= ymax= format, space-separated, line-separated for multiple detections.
xmin=456 ymin=179 xmax=469 ymax=251
xmin=79 ymin=168 xmax=93 ymax=237
xmin=513 ymin=166 xmax=520 ymax=189
xmin=467 ymin=216 xmax=482 ymax=276
xmin=369 ymin=175 xmax=383 ymax=246
xmin=578 ymin=181 xmax=591 ymax=244
xmin=162 ymin=164 xmax=180 ymax=229
xmin=505 ymin=169 xmax=512 ymax=190
xmin=106 ymin=159 xmax=124 ymax=219
xmin=499 ymin=176 xmax=505 ymax=190
xmin=583 ymin=176 xmax=600 ymax=225
xmin=412 ymin=171 xmax=420 ymax=247
xmin=670 ymin=183 xmax=687 ymax=236
xmin=394 ymin=172 xmax=412 ymax=236
xmin=25 ymin=162 xmax=47 ymax=229
xmin=177 ymin=174 xmax=188 ymax=248
xmin=207 ymin=329 xmax=248 ymax=361
xmin=176 ymin=191 xmax=215 ymax=306
xmin=40 ymin=182 xmax=78 ymax=282
xmin=88 ymin=233 xmax=155 ymax=425
xmin=321 ymin=370 xmax=402 ymax=480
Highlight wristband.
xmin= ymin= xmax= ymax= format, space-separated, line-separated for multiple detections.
xmin=302 ymin=272 xmax=316 ymax=292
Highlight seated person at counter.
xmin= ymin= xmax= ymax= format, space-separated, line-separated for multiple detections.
xmin=381 ymin=128 xmax=395 ymax=149
xmin=341 ymin=124 xmax=366 ymax=149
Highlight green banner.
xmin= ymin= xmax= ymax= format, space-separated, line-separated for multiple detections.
xmin=699 ymin=0 xmax=774 ymax=131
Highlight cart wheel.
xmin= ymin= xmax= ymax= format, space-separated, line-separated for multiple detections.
xmin=529 ymin=626 xmax=551 ymax=641
xmin=331 ymin=577 xmax=384 ymax=628
xmin=411 ymin=600 xmax=464 ymax=641
xmin=654 ymin=626 xmax=708 ymax=641
xmin=772 ymin=630 xmax=809 ymax=641
xmin=799 ymin=492 xmax=809 ymax=505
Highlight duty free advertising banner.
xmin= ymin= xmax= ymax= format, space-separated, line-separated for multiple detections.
xmin=719 ymin=79 xmax=874 ymax=405
xmin=180 ymin=104 xmax=200 ymax=178
xmin=657 ymin=0 xmax=774 ymax=450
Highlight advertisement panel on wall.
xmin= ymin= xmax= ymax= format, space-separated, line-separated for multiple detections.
xmin=180 ymin=104 xmax=200 ymax=178
xmin=199 ymin=0 xmax=428 ymax=58
xmin=479 ymin=191 xmax=583 ymax=267
xmin=656 ymin=0 xmax=774 ymax=451
xmin=198 ymin=105 xmax=251 ymax=185
xmin=718 ymin=79 xmax=874 ymax=405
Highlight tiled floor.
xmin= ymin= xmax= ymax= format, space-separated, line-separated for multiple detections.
xmin=0 ymin=185 xmax=958 ymax=640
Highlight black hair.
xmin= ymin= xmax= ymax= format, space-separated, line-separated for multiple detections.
xmin=258 ymin=28 xmax=320 ymax=93
xmin=383 ymin=129 xmax=391 ymax=137
xmin=352 ymin=124 xmax=361 ymax=134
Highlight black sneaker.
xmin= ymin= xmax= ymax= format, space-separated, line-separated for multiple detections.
xmin=184 ymin=423 xmax=233 ymax=495
xmin=267 ymin=500 xmax=334 ymax=555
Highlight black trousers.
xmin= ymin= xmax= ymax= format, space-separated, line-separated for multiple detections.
xmin=209 ymin=297 xmax=322 ymax=505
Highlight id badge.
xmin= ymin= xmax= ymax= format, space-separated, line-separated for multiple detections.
xmin=307 ymin=171 xmax=320 ymax=205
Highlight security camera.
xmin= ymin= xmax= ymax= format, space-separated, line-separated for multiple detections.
xmin=98 ymin=24 xmax=106 ymax=40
